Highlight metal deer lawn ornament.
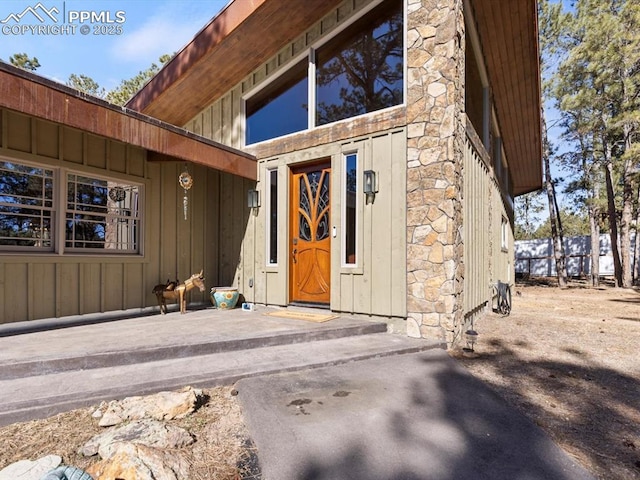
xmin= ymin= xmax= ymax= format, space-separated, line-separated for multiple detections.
xmin=153 ymin=270 xmax=205 ymax=314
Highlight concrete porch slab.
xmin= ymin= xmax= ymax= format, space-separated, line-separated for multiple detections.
xmin=0 ymin=305 xmax=442 ymax=426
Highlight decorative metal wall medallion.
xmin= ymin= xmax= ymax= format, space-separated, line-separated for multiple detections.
xmin=108 ymin=186 xmax=126 ymax=202
xmin=179 ymin=170 xmax=193 ymax=220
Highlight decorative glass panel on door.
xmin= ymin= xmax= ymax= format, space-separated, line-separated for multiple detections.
xmin=290 ymin=163 xmax=331 ymax=304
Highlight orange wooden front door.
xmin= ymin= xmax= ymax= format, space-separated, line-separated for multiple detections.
xmin=289 ymin=162 xmax=331 ymax=304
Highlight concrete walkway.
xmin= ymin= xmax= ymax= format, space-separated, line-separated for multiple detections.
xmin=0 ymin=306 xmax=596 ymax=479
xmin=0 ymin=305 xmax=440 ymax=426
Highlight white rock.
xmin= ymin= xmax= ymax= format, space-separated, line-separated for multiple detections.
xmin=98 ymin=387 xmax=201 ymax=427
xmin=0 ymin=455 xmax=61 ymax=480
xmin=80 ymin=419 xmax=194 ymax=459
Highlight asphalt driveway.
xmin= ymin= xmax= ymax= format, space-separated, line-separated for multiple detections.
xmin=236 ymin=349 xmax=596 ymax=480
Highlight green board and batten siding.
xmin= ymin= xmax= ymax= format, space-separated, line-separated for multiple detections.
xmin=463 ymin=128 xmax=514 ymax=328
xmin=182 ymin=0 xmax=408 ymax=319
xmin=0 ymin=108 xmax=250 ymax=323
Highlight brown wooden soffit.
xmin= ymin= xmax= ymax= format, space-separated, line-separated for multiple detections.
xmin=0 ymin=63 xmax=256 ymax=180
xmin=468 ymin=0 xmax=543 ymax=196
xmin=126 ymin=0 xmax=343 ymax=126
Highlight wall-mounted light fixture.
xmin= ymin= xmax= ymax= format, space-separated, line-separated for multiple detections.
xmin=363 ymin=170 xmax=377 ymax=204
xmin=247 ymin=189 xmax=260 ymax=211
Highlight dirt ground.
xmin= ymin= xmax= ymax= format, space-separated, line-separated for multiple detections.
xmin=1 ymin=280 xmax=639 ymax=479
xmin=452 ymin=279 xmax=640 ymax=480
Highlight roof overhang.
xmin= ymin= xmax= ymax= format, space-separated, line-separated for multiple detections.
xmin=126 ymin=0 xmax=542 ymax=195
xmin=0 ymin=62 xmax=256 ymax=180
xmin=126 ymin=0 xmax=344 ymax=126
xmin=467 ymin=0 xmax=543 ymax=196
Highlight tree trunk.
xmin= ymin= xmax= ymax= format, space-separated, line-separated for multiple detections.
xmin=619 ymin=132 xmax=634 ymax=288
xmin=582 ymin=135 xmax=599 ymax=287
xmin=589 ymin=205 xmax=600 ymax=287
xmin=634 ymin=183 xmax=640 ymax=285
xmin=603 ymin=157 xmax=623 ymax=287
xmin=620 ymin=180 xmax=633 ymax=288
xmin=589 ymin=201 xmax=600 ymax=287
xmin=542 ymin=113 xmax=568 ymax=288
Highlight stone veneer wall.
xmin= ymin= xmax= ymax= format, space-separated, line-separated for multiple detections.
xmin=406 ymin=0 xmax=465 ymax=346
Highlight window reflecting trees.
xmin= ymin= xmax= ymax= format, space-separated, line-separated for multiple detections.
xmin=0 ymin=161 xmax=53 ymax=248
xmin=316 ymin=0 xmax=403 ymax=126
xmin=245 ymin=0 xmax=404 ymax=145
xmin=0 ymin=159 xmax=141 ymax=253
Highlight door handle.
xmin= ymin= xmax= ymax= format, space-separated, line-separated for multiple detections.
xmin=292 ymin=248 xmax=297 ymax=263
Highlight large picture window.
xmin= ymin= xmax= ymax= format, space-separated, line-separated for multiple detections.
xmin=246 ymin=61 xmax=308 ymax=145
xmin=245 ymin=0 xmax=404 ymax=145
xmin=0 ymin=158 xmax=142 ymax=254
xmin=316 ymin=0 xmax=403 ymax=126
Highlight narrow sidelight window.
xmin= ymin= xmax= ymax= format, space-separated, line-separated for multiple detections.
xmin=344 ymin=153 xmax=357 ymax=265
xmin=501 ymin=216 xmax=509 ymax=251
xmin=268 ymin=169 xmax=278 ymax=264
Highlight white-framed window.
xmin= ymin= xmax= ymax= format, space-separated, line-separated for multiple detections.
xmin=266 ymin=168 xmax=278 ymax=265
xmin=501 ymin=216 xmax=509 ymax=251
xmin=342 ymin=152 xmax=358 ymax=266
xmin=246 ymin=61 xmax=309 ymax=145
xmin=0 ymin=158 xmax=142 ymax=254
xmin=0 ymin=160 xmax=54 ymax=250
xmin=244 ymin=0 xmax=404 ymax=145
xmin=65 ymin=173 xmax=141 ymax=252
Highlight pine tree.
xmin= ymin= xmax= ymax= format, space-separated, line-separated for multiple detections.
xmin=550 ymin=0 xmax=640 ymax=287
xmin=515 ymin=191 xmax=545 ymax=240
xmin=539 ymin=0 xmax=571 ymax=287
xmin=67 ymin=74 xmax=106 ymax=98
xmin=9 ymin=53 xmax=40 ymax=71
xmin=105 ymin=54 xmax=172 ymax=106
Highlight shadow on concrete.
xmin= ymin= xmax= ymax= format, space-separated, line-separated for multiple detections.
xmin=292 ymin=352 xmax=596 ymax=480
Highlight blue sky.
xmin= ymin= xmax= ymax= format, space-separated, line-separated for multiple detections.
xmin=0 ymin=0 xmax=229 ymax=91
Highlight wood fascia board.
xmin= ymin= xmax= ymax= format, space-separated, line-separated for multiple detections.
xmin=127 ymin=0 xmax=344 ymax=125
xmin=126 ymin=0 xmax=269 ymax=114
xmin=0 ymin=64 xmax=257 ymax=180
